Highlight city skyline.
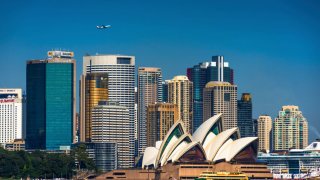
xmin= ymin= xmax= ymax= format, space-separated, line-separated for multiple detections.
xmin=0 ymin=0 xmax=319 ymax=141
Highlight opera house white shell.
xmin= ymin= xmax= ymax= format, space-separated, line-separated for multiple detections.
xmin=142 ymin=113 xmax=258 ymax=169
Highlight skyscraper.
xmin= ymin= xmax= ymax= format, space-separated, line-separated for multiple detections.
xmin=137 ymin=67 xmax=162 ymax=155
xmin=167 ymin=76 xmax=193 ymax=133
xmin=79 ymin=72 xmax=108 ymax=142
xmin=257 ymin=115 xmax=272 ymax=152
xmin=273 ymin=105 xmax=308 ymax=150
xmin=203 ymin=81 xmax=237 ymax=131
xmin=82 ymin=54 xmax=135 ymax=167
xmin=26 ymin=51 xmax=76 ymax=150
xmin=187 ymin=56 xmax=234 ymax=132
xmin=162 ymin=80 xmax=169 ymax=102
xmin=91 ymin=100 xmax=130 ymax=169
xmin=237 ymin=93 xmax=253 ymax=137
xmin=0 ymin=89 xmax=23 ymax=144
xmin=146 ymin=102 xmax=178 ymax=147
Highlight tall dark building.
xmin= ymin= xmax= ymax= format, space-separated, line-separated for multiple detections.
xmin=187 ymin=56 xmax=234 ymax=131
xmin=162 ymin=80 xmax=169 ymax=102
xmin=237 ymin=93 xmax=253 ymax=137
xmin=26 ymin=51 xmax=76 ymax=150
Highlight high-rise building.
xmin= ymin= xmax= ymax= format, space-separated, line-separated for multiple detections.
xmin=237 ymin=93 xmax=253 ymax=137
xmin=26 ymin=51 xmax=76 ymax=150
xmin=257 ymin=115 xmax=272 ymax=152
xmin=0 ymin=89 xmax=23 ymax=144
xmin=273 ymin=105 xmax=308 ymax=150
xmin=82 ymin=55 xmax=135 ymax=167
xmin=203 ymin=81 xmax=237 ymax=131
xmin=137 ymin=67 xmax=162 ymax=155
xmin=79 ymin=72 xmax=108 ymax=142
xmin=187 ymin=56 xmax=234 ymax=132
xmin=167 ymin=76 xmax=193 ymax=133
xmin=91 ymin=101 xmax=130 ymax=169
xmin=146 ymin=102 xmax=178 ymax=147
xmin=162 ymin=80 xmax=169 ymax=102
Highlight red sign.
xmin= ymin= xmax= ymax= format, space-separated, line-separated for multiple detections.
xmin=0 ymin=99 xmax=15 ymax=103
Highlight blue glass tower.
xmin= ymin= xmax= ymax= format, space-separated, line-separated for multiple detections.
xmin=26 ymin=51 xmax=75 ymax=150
xmin=187 ymin=56 xmax=234 ymax=132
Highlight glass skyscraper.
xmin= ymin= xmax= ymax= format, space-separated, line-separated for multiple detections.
xmin=237 ymin=93 xmax=253 ymax=137
xmin=187 ymin=56 xmax=234 ymax=132
xmin=26 ymin=51 xmax=76 ymax=150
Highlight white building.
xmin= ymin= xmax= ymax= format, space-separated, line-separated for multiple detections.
xmin=81 ymin=54 xmax=135 ymax=167
xmin=0 ymin=89 xmax=23 ymax=144
xmin=257 ymin=115 xmax=272 ymax=152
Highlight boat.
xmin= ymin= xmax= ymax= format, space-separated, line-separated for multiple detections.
xmin=196 ymin=171 xmax=249 ymax=180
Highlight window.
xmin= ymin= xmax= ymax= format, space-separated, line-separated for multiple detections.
xmin=117 ymin=58 xmax=131 ymax=64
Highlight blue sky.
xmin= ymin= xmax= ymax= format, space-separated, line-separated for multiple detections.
xmin=0 ymin=0 xmax=319 ymax=141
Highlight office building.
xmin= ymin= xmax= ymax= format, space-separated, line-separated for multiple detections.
xmin=257 ymin=115 xmax=272 ymax=152
xmin=273 ymin=105 xmax=308 ymax=150
xmin=187 ymin=56 xmax=234 ymax=132
xmin=137 ymin=67 xmax=162 ymax=154
xmin=0 ymin=89 xmax=23 ymax=144
xmin=79 ymin=72 xmax=108 ymax=142
xmin=162 ymin=80 xmax=169 ymax=102
xmin=146 ymin=102 xmax=178 ymax=147
xmin=203 ymin=81 xmax=237 ymax=131
xmin=4 ymin=139 xmax=25 ymax=151
xmin=237 ymin=93 xmax=253 ymax=137
xmin=167 ymin=76 xmax=193 ymax=133
xmin=82 ymin=54 xmax=135 ymax=167
xmin=91 ymin=101 xmax=130 ymax=169
xmin=26 ymin=51 xmax=76 ymax=150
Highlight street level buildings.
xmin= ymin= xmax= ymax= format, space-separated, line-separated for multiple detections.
xmin=167 ymin=76 xmax=193 ymax=133
xmin=0 ymin=89 xmax=23 ymax=144
xmin=26 ymin=51 xmax=76 ymax=150
xmin=273 ymin=105 xmax=308 ymax=150
xmin=257 ymin=115 xmax=273 ymax=152
xmin=91 ymin=100 xmax=130 ymax=169
xmin=82 ymin=54 xmax=135 ymax=167
xmin=237 ymin=93 xmax=253 ymax=137
xmin=203 ymin=81 xmax=237 ymax=131
xmin=146 ymin=102 xmax=178 ymax=147
xmin=137 ymin=67 xmax=162 ymax=155
xmin=187 ymin=56 xmax=234 ymax=132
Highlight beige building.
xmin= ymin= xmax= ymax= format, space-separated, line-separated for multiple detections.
xmin=167 ymin=76 xmax=193 ymax=133
xmin=257 ymin=115 xmax=272 ymax=152
xmin=203 ymin=81 xmax=237 ymax=131
xmin=146 ymin=103 xmax=178 ymax=147
xmin=274 ymin=105 xmax=308 ymax=150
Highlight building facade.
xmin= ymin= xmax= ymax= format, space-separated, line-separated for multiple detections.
xmin=0 ymin=89 xmax=23 ymax=144
xmin=91 ymin=101 xmax=131 ymax=169
xmin=203 ymin=81 xmax=237 ymax=131
xmin=257 ymin=115 xmax=273 ymax=152
xmin=137 ymin=67 xmax=162 ymax=155
xmin=26 ymin=51 xmax=76 ymax=150
xmin=79 ymin=72 xmax=108 ymax=142
xmin=273 ymin=105 xmax=308 ymax=150
xmin=237 ymin=93 xmax=253 ymax=137
xmin=187 ymin=56 xmax=234 ymax=132
xmin=167 ymin=76 xmax=193 ymax=133
xmin=82 ymin=54 xmax=135 ymax=167
xmin=146 ymin=102 xmax=178 ymax=147
xmin=162 ymin=80 xmax=169 ymax=102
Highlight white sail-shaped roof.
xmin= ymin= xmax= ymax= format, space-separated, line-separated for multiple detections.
xmin=213 ymin=137 xmax=258 ymax=162
xmin=171 ymin=141 xmax=207 ymax=163
xmin=164 ymin=134 xmax=193 ymax=165
xmin=142 ymin=147 xmax=159 ymax=168
xmin=193 ymin=114 xmax=223 ymax=144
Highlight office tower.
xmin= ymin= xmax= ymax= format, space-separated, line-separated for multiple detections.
xmin=237 ymin=93 xmax=253 ymax=137
xmin=134 ymin=87 xmax=138 ymax=157
xmin=0 ymin=89 xmax=23 ymax=144
xmin=79 ymin=73 xmax=108 ymax=142
xmin=187 ymin=55 xmax=234 ymax=132
xmin=167 ymin=76 xmax=193 ymax=133
xmin=82 ymin=55 xmax=135 ymax=167
xmin=26 ymin=51 xmax=76 ymax=150
xmin=137 ymin=67 xmax=162 ymax=155
xmin=203 ymin=81 xmax=237 ymax=131
xmin=252 ymin=118 xmax=258 ymax=136
xmin=257 ymin=115 xmax=272 ymax=152
xmin=162 ymin=80 xmax=169 ymax=102
xmin=274 ymin=105 xmax=308 ymax=150
xmin=91 ymin=101 xmax=130 ymax=169
xmin=146 ymin=102 xmax=178 ymax=147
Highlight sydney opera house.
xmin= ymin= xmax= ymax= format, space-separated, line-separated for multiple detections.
xmin=97 ymin=114 xmax=272 ymax=179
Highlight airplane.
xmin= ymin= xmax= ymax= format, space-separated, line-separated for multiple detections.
xmin=97 ymin=25 xmax=111 ymax=29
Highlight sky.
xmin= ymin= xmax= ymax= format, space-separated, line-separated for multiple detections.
xmin=0 ymin=0 xmax=319 ymax=141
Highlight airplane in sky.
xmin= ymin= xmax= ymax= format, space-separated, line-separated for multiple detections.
xmin=97 ymin=25 xmax=111 ymax=29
